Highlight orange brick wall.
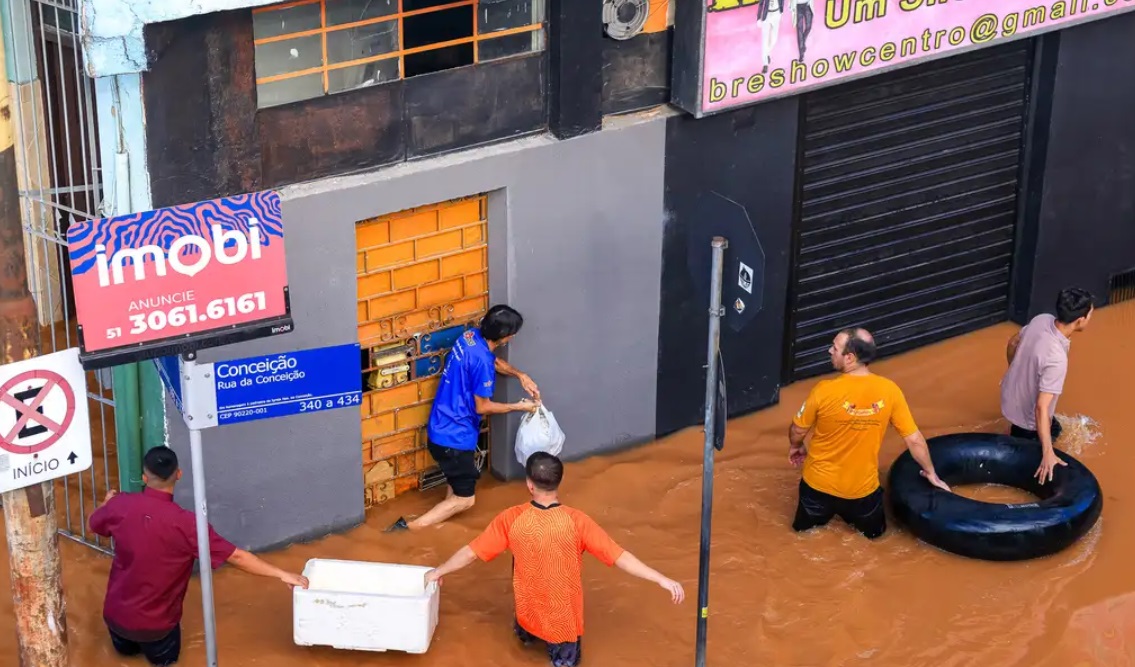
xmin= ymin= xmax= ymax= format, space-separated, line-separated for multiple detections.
xmin=356 ymin=195 xmax=490 ymax=508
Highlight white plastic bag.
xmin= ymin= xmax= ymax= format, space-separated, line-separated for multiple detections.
xmin=515 ymin=405 xmax=566 ymax=465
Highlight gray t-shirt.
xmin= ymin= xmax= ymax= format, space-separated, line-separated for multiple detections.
xmin=1000 ymin=313 xmax=1070 ymax=430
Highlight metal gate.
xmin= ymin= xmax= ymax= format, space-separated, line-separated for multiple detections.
xmin=786 ymin=41 xmax=1034 ymax=381
xmin=6 ymin=0 xmax=117 ymax=553
xmin=356 ymin=195 xmax=491 ymax=508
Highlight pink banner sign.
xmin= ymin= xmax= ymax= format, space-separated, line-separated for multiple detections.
xmin=66 ymin=191 xmax=293 ymax=368
xmin=701 ymin=0 xmax=1135 ymax=114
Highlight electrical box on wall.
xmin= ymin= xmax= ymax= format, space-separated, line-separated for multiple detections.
xmin=366 ymin=343 xmax=413 ymax=391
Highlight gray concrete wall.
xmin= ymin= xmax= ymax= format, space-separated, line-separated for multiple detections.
xmin=165 ymin=173 xmax=364 ymax=550
xmin=168 ymin=117 xmax=668 ymax=550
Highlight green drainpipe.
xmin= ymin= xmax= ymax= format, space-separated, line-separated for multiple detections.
xmin=113 ymin=364 xmax=143 ymax=493
xmin=113 ymin=361 xmax=168 ymax=493
xmin=139 ymin=361 xmax=166 ymax=455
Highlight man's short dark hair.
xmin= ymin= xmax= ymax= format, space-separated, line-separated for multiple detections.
xmin=1055 ymin=288 xmax=1095 ymax=324
xmin=839 ymin=327 xmax=877 ymax=365
xmin=143 ymin=447 xmax=179 ymax=482
xmin=480 ymin=305 xmax=524 ymax=342
xmin=525 ymin=452 xmax=563 ymax=492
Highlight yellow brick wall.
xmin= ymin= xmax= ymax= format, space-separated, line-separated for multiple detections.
xmin=356 ymin=195 xmax=490 ymax=508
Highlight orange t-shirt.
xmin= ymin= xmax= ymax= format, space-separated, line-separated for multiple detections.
xmin=792 ymin=373 xmax=919 ymax=500
xmin=469 ymin=502 xmax=625 ymax=644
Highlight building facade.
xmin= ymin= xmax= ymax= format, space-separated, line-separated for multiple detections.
xmin=30 ymin=0 xmax=1135 ymax=550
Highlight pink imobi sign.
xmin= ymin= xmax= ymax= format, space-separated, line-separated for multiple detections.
xmin=66 ymin=191 xmax=293 ymax=368
xmin=698 ymin=0 xmax=1135 ymax=114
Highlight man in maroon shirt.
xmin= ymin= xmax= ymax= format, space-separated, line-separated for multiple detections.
xmin=90 ymin=447 xmax=308 ymax=666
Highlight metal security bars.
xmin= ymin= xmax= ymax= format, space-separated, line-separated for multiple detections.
xmin=1110 ymin=268 xmax=1135 ymax=305
xmin=252 ymin=0 xmax=546 ymax=108
xmin=5 ymin=0 xmax=118 ymax=554
xmin=788 ymin=42 xmax=1032 ymax=381
xmin=355 ymin=195 xmax=490 ymax=507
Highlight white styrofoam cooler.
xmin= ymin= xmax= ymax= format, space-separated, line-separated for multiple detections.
xmin=293 ymin=559 xmax=440 ymax=654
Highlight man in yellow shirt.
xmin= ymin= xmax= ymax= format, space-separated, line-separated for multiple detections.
xmin=788 ymin=327 xmax=951 ymax=539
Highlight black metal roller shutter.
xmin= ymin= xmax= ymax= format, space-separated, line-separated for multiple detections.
xmin=788 ymin=41 xmax=1034 ymax=381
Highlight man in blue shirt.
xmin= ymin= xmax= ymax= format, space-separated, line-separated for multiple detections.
xmin=388 ymin=305 xmax=540 ymax=532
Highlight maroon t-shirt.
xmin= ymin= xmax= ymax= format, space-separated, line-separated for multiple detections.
xmin=90 ymin=487 xmax=237 ymax=640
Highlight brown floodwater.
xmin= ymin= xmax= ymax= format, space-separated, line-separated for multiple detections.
xmin=2 ymin=302 xmax=1133 ymax=666
xmin=952 ymin=484 xmax=1041 ymax=505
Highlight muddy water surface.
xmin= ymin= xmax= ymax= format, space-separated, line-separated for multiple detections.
xmin=3 ymin=303 xmax=1133 ymax=666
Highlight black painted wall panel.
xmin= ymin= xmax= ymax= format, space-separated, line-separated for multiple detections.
xmin=670 ymin=0 xmax=706 ymax=114
xmin=206 ymin=12 xmax=262 ymax=200
xmin=144 ymin=16 xmax=219 ymax=208
xmin=145 ymin=10 xmax=549 ymax=207
xmin=405 ymin=55 xmax=546 ymax=158
xmin=1008 ymin=37 xmax=1060 ymax=324
xmin=548 ymin=0 xmax=603 ymax=138
xmin=602 ymin=31 xmax=672 ymax=116
xmin=259 ymin=81 xmax=405 ymax=188
xmin=1026 ymin=12 xmax=1135 ymax=317
xmin=657 ymin=101 xmax=799 ymax=437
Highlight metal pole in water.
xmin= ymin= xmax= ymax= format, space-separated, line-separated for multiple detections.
xmin=695 ymin=236 xmax=727 ymax=667
xmin=184 ymin=355 xmax=220 ymax=667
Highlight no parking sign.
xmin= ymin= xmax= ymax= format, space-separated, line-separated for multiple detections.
xmin=0 ymin=348 xmax=92 ymax=493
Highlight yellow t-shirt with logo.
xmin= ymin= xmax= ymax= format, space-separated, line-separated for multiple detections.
xmin=792 ymin=373 xmax=919 ymax=500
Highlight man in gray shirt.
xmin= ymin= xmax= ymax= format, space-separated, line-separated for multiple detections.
xmin=1001 ymin=287 xmax=1095 ymax=483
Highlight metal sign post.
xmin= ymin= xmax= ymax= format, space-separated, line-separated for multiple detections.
xmin=170 ymin=343 xmax=362 ymax=667
xmin=182 ymin=353 xmax=220 ymax=667
xmin=695 ymin=237 xmax=727 ymax=667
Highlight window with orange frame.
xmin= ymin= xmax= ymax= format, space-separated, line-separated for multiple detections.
xmin=252 ymin=0 xmax=547 ymax=108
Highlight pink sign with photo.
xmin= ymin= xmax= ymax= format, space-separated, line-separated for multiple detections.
xmin=701 ymin=0 xmax=1135 ymax=114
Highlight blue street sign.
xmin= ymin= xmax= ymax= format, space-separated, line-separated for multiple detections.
xmin=211 ymin=343 xmax=362 ymax=426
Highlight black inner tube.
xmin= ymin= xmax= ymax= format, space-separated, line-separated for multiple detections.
xmin=887 ymin=433 xmax=1103 ymax=562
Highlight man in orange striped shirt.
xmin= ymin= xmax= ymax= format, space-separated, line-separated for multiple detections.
xmin=426 ymin=452 xmax=684 ymax=666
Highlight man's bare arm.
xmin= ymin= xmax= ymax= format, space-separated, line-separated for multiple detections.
xmin=494 ymin=357 xmax=540 ymax=399
xmin=426 ymin=545 xmax=478 ymax=584
xmin=789 ymin=424 xmax=809 ymax=447
xmin=788 ymin=423 xmax=810 ymax=466
xmin=227 ymin=549 xmax=308 ymax=588
xmin=614 ymin=552 xmax=685 ymax=604
xmin=902 ymin=431 xmax=951 ymax=492
xmin=1033 ymin=392 xmax=1067 ymax=483
xmin=1034 ymin=392 xmax=1057 ymax=455
xmin=902 ymin=431 xmax=937 ymax=476
xmin=474 ymin=394 xmax=535 ymax=415
xmin=494 ymin=357 xmax=520 ymax=377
